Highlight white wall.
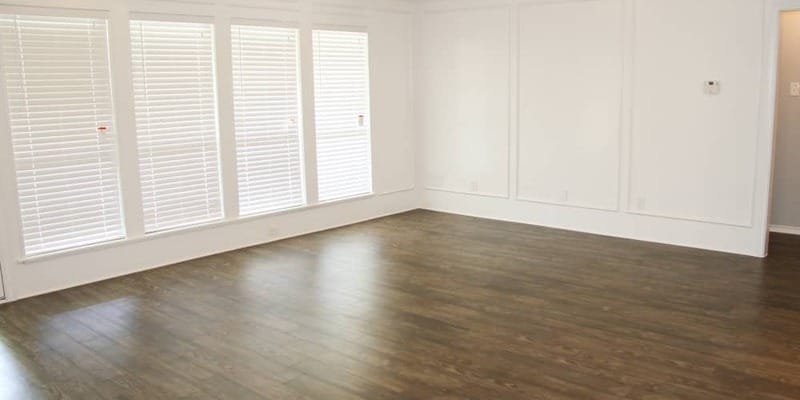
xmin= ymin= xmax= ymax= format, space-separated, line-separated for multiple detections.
xmin=771 ymin=10 xmax=800 ymax=233
xmin=0 ymin=0 xmax=417 ymax=302
xmin=416 ymin=0 xmax=776 ymax=256
xmin=0 ymin=0 xmax=790 ymax=303
xmin=370 ymin=8 xmax=416 ymax=194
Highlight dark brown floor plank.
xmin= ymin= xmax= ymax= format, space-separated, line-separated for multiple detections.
xmin=2 ymin=210 xmax=800 ymax=399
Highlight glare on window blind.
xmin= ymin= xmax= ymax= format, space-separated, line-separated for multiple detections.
xmin=0 ymin=14 xmax=124 ymax=255
xmin=129 ymin=19 xmax=223 ymax=232
xmin=231 ymin=24 xmax=304 ymax=216
xmin=312 ymin=30 xmax=372 ymax=202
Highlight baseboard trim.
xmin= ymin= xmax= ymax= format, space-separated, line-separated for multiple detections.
xmin=770 ymin=225 xmax=800 ymax=235
xmin=421 ymin=189 xmax=767 ymax=257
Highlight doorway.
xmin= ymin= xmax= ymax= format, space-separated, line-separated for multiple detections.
xmin=769 ymin=10 xmax=800 ymax=251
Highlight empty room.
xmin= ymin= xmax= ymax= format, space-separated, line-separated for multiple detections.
xmin=0 ymin=0 xmax=799 ymax=398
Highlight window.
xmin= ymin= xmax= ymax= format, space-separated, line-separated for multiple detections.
xmin=231 ymin=24 xmax=304 ymax=216
xmin=0 ymin=14 xmax=124 ymax=256
xmin=130 ymin=19 xmax=222 ymax=232
xmin=312 ymin=30 xmax=372 ymax=202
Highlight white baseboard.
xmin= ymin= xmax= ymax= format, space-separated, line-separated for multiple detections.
xmin=421 ymin=189 xmax=766 ymax=257
xmin=770 ymin=225 xmax=800 ymax=235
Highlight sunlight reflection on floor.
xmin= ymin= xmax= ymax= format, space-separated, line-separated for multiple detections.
xmin=0 ymin=337 xmax=35 ymax=399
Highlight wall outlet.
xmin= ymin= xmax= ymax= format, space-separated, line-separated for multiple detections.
xmin=560 ymin=190 xmax=569 ymax=202
xmin=703 ymin=80 xmax=721 ymax=95
xmin=791 ymin=82 xmax=800 ymax=97
xmin=637 ymin=197 xmax=646 ymax=210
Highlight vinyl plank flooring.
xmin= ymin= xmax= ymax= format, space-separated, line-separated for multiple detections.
xmin=1 ymin=210 xmax=800 ymax=399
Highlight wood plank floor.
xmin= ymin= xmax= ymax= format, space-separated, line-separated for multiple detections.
xmin=1 ymin=210 xmax=800 ymax=399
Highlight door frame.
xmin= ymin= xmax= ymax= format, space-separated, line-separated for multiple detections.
xmin=0 ymin=263 xmax=5 ymax=301
xmin=756 ymin=0 xmax=800 ymax=256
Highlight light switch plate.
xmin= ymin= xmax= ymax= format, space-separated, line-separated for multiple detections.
xmin=791 ymin=82 xmax=800 ymax=97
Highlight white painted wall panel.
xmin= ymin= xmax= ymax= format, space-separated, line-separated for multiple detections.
xmin=370 ymin=11 xmax=415 ymax=194
xmin=415 ymin=0 xmax=774 ymax=256
xmin=629 ymin=0 xmax=763 ymax=226
xmin=418 ymin=6 xmax=510 ymax=197
xmin=517 ymin=0 xmax=622 ymax=210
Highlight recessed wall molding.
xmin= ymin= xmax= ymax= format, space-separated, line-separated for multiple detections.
xmin=417 ymin=0 xmax=772 ymax=256
xmin=515 ymin=0 xmax=624 ymax=213
xmin=625 ymin=0 xmax=762 ymax=228
xmin=418 ymin=5 xmax=512 ymax=199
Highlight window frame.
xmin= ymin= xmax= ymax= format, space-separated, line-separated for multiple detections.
xmin=230 ymin=20 xmax=307 ymax=217
xmin=310 ymin=26 xmax=374 ymax=203
xmin=0 ymin=8 xmax=381 ymax=264
xmin=128 ymin=14 xmax=226 ymax=234
xmin=0 ymin=9 xmax=128 ymax=257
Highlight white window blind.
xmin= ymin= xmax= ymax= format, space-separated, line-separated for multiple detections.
xmin=0 ymin=14 xmax=124 ymax=256
xmin=130 ymin=19 xmax=223 ymax=233
xmin=312 ymin=30 xmax=372 ymax=202
xmin=231 ymin=24 xmax=304 ymax=216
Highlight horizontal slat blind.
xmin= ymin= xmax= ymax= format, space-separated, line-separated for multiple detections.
xmin=232 ymin=24 xmax=304 ymax=216
xmin=130 ymin=20 xmax=223 ymax=232
xmin=0 ymin=14 xmax=124 ymax=256
xmin=312 ymin=30 xmax=372 ymax=202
